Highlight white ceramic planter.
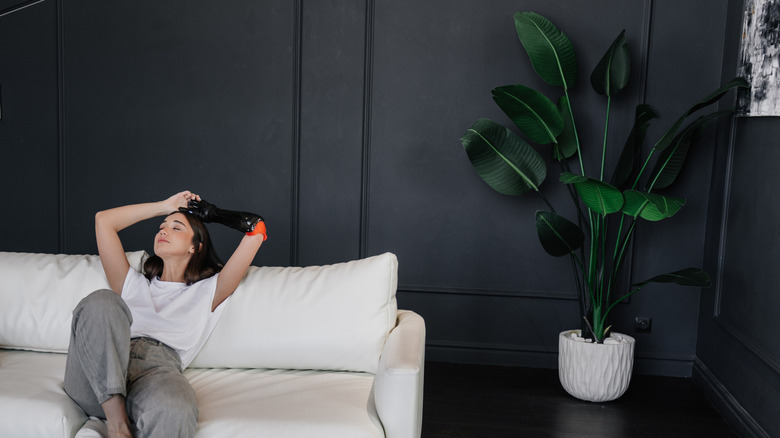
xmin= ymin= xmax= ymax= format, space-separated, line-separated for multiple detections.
xmin=558 ymin=329 xmax=636 ymax=402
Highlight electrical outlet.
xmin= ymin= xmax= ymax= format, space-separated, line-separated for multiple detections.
xmin=634 ymin=317 xmax=652 ymax=333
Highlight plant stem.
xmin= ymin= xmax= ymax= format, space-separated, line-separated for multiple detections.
xmin=607 ymin=214 xmax=629 ymax=306
xmin=601 ymin=284 xmax=646 ymax=329
xmin=600 ymin=214 xmax=608 ymax=322
xmin=593 ymin=295 xmax=603 ymax=342
xmin=647 ymin=143 xmax=678 ymax=192
xmin=587 ymin=210 xmax=600 ymax=338
xmin=582 ymin=315 xmax=597 ymax=341
xmin=570 ymin=254 xmax=586 ymax=328
xmin=601 ymin=95 xmax=612 ymax=181
xmin=604 ymin=217 xmax=639 ymax=331
xmin=613 ymin=219 xmax=637 ymax=282
xmin=564 ymin=89 xmax=586 ymax=176
xmin=537 ymin=191 xmax=556 ymax=214
xmin=557 ymin=158 xmax=590 ymax=235
xmin=633 ymin=149 xmax=656 ymax=190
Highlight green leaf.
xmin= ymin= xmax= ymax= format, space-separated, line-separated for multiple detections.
xmin=634 ymin=268 xmax=711 ymax=288
xmin=554 ymin=96 xmax=578 ymax=160
xmin=590 ymin=30 xmax=630 ymax=97
xmin=535 ymin=210 xmax=584 ymax=256
xmin=561 ymin=172 xmax=624 ymax=215
xmin=622 ymin=191 xmax=686 ymax=221
xmin=611 ymin=104 xmax=658 ymax=189
xmin=492 ymin=85 xmax=564 ymax=144
xmin=654 ymin=77 xmax=749 ymax=152
xmin=514 ymin=11 xmax=577 ymax=90
xmin=461 ymin=119 xmax=547 ymax=195
xmin=648 ymin=108 xmax=733 ymax=191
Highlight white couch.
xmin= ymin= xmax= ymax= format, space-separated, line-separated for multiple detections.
xmin=0 ymin=250 xmax=425 ymax=438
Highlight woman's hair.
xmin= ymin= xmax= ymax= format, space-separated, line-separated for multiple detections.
xmin=143 ymin=211 xmax=223 ymax=285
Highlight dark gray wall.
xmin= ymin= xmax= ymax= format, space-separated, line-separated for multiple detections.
xmin=0 ymin=0 xmax=59 ymax=253
xmin=0 ymin=0 xmax=725 ymax=372
xmin=695 ymin=1 xmax=780 ymax=437
xmin=1 ymin=2 xmax=776 ymax=433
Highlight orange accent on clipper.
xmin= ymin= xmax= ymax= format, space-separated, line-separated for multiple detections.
xmin=247 ymin=221 xmax=267 ymax=241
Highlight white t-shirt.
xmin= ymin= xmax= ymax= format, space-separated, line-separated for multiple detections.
xmin=121 ymin=268 xmax=229 ymax=369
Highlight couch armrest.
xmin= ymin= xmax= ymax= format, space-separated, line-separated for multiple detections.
xmin=373 ymin=310 xmax=426 ymax=438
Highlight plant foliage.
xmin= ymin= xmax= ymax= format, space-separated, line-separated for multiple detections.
xmin=461 ymin=11 xmax=748 ymax=342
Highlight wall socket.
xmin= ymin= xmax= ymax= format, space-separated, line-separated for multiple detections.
xmin=634 ymin=317 xmax=652 ymax=333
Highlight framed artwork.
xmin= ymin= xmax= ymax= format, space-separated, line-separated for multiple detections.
xmin=736 ymin=0 xmax=780 ymax=117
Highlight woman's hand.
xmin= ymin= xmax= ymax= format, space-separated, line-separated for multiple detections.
xmin=164 ymin=191 xmax=201 ymax=213
xmin=97 ymin=191 xmax=197 ymax=295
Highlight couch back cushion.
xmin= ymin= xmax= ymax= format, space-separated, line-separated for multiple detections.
xmin=0 ymin=251 xmax=398 ymax=374
xmin=190 ymin=252 xmax=398 ymax=374
xmin=0 ymin=251 xmax=148 ymax=353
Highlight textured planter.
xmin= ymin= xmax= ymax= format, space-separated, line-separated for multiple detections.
xmin=558 ymin=330 xmax=636 ymax=402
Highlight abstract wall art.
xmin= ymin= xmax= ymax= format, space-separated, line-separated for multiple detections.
xmin=737 ymin=0 xmax=780 ymax=116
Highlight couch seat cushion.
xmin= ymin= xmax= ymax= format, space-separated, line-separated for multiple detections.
xmin=0 ymin=349 xmax=87 ymax=437
xmin=185 ymin=367 xmax=383 ymax=438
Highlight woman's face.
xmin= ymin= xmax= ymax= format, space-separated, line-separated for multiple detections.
xmin=153 ymin=212 xmax=196 ymax=259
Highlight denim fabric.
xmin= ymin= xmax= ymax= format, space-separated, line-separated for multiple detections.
xmin=64 ymin=289 xmax=198 ymax=438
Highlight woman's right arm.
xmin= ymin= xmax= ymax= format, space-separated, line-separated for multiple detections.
xmin=96 ymin=191 xmax=198 ymax=295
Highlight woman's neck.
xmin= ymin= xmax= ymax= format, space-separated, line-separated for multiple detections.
xmin=159 ymin=258 xmax=189 ymax=283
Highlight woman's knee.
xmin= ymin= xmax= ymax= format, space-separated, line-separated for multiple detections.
xmin=78 ymin=289 xmax=121 ymax=308
xmin=74 ymin=289 xmax=132 ymax=321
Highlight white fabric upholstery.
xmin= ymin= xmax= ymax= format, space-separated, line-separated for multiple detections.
xmin=191 ymin=252 xmax=399 ymax=373
xmin=0 ymin=251 xmax=147 ymax=353
xmin=0 ymin=350 xmax=87 ymax=437
xmin=0 ymin=251 xmax=424 ymax=438
xmin=185 ymin=367 xmax=384 ymax=438
xmin=374 ymin=311 xmax=426 ymax=438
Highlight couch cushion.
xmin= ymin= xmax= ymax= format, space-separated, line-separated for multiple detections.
xmin=0 ymin=349 xmax=88 ymax=437
xmin=191 ymin=252 xmax=398 ymax=373
xmin=0 ymin=251 xmax=147 ymax=352
xmin=185 ymin=367 xmax=383 ymax=438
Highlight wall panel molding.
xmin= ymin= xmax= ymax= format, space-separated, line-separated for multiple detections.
xmin=0 ymin=0 xmax=59 ymax=253
xmin=57 ymin=0 xmax=65 ymax=252
xmin=639 ymin=0 xmax=653 ymax=103
xmin=427 ymin=339 xmax=556 ymax=354
xmin=359 ymin=0 xmax=375 ymax=259
xmin=713 ymin=107 xmax=739 ymax=319
xmin=399 ymin=286 xmax=577 ymax=301
xmin=426 ymin=338 xmax=695 ymax=373
xmin=712 ymin=115 xmax=780 ymax=374
xmin=297 ymin=0 xmax=368 ymax=266
xmin=290 ymin=0 xmax=302 ymax=266
xmin=714 ymin=317 xmax=780 ymax=374
xmin=427 ymin=339 xmax=694 ymax=363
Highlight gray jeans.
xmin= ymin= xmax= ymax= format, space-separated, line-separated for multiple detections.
xmin=64 ymin=289 xmax=198 ymax=438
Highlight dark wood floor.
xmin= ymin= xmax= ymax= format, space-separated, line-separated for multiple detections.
xmin=422 ymin=361 xmax=738 ymax=438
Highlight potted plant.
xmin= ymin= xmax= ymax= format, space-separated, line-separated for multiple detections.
xmin=460 ymin=11 xmax=747 ymax=402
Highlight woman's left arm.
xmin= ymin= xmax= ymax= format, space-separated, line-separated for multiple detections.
xmin=212 ymin=233 xmax=264 ymax=311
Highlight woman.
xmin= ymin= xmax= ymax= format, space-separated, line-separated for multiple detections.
xmin=64 ymin=191 xmax=265 ymax=438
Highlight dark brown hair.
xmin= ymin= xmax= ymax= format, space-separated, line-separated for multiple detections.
xmin=143 ymin=211 xmax=223 ymax=285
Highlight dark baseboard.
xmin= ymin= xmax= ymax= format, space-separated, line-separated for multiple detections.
xmin=692 ymin=358 xmax=769 ymax=438
xmin=424 ymin=343 xmax=695 ymax=377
